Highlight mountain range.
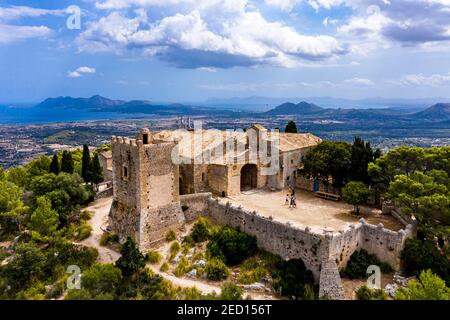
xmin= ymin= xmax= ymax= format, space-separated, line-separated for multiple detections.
xmin=33 ymin=95 xmax=450 ymax=123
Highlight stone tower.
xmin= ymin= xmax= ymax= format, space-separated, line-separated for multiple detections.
xmin=109 ymin=128 xmax=185 ymax=250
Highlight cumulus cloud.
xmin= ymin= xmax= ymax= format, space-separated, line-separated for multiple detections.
xmin=328 ymin=0 xmax=450 ymax=50
xmin=0 ymin=5 xmax=70 ymax=43
xmin=67 ymin=66 xmax=96 ymax=78
xmin=264 ymin=0 xmax=301 ymax=11
xmin=0 ymin=24 xmax=52 ymax=43
xmin=77 ymin=2 xmax=347 ymax=68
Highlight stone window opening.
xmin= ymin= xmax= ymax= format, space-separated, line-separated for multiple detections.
xmin=202 ymin=172 xmax=205 ymax=182
xmin=143 ymin=134 xmax=149 ymax=145
xmin=123 ymin=166 xmax=128 ymax=180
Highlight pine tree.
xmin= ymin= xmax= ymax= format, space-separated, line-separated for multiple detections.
xmin=61 ymin=151 xmax=74 ymax=174
xmin=115 ymin=237 xmax=146 ymax=277
xmin=81 ymin=145 xmax=92 ymax=183
xmin=91 ymin=153 xmax=104 ymax=186
xmin=30 ymin=196 xmax=59 ymax=236
xmin=49 ymin=154 xmax=60 ymax=175
xmin=285 ymin=120 xmax=298 ymax=133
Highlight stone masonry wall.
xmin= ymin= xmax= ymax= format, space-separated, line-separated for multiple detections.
xmin=179 ymin=193 xmax=414 ymax=299
xmin=319 ymin=260 xmax=345 ymax=299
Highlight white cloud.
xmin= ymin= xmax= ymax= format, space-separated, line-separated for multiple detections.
xmin=67 ymin=66 xmax=96 ymax=78
xmin=0 ymin=24 xmax=52 ymax=43
xmin=0 ymin=5 xmax=67 ymax=22
xmin=77 ymin=3 xmax=347 ymax=68
xmin=390 ymin=72 xmax=450 ymax=86
xmin=344 ymin=77 xmax=374 ymax=86
xmin=264 ymin=0 xmax=301 ymax=11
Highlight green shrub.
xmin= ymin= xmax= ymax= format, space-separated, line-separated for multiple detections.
xmin=169 ymin=241 xmax=181 ymax=262
xmin=100 ymin=233 xmax=119 ymax=246
xmin=206 ymin=258 xmax=229 ymax=281
xmin=80 ymin=210 xmax=92 ymax=221
xmin=238 ymin=267 xmax=268 ymax=284
xmin=74 ymin=222 xmax=92 ymax=241
xmin=166 ymin=230 xmax=176 ymax=242
xmin=65 ymin=288 xmax=93 ymax=300
xmin=160 ymin=262 xmax=169 ymax=272
xmin=190 ymin=217 xmax=210 ymax=243
xmin=146 ymin=250 xmax=162 ymax=264
xmin=272 ymin=259 xmax=315 ymax=299
xmin=220 ymin=282 xmax=243 ymax=300
xmin=395 ymin=270 xmax=450 ymax=300
xmin=341 ymin=249 xmax=393 ymax=279
xmin=175 ymin=256 xmax=191 ymax=277
xmin=400 ymin=239 xmax=450 ymax=285
xmin=181 ymin=287 xmax=202 ymax=300
xmin=356 ymin=285 xmax=388 ymax=300
xmin=207 ymin=226 xmax=257 ymax=266
xmin=183 ymin=235 xmax=196 ymax=250
xmin=82 ymin=263 xmax=122 ymax=297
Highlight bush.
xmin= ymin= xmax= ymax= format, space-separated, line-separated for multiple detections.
xmin=400 ymin=239 xmax=450 ymax=285
xmin=175 ymin=256 xmax=191 ymax=277
xmin=146 ymin=250 xmax=162 ymax=264
xmin=356 ymin=285 xmax=388 ymax=300
xmin=220 ymin=282 xmax=243 ymax=300
xmin=100 ymin=233 xmax=119 ymax=246
xmin=82 ymin=263 xmax=122 ymax=297
xmin=207 ymin=226 xmax=257 ymax=266
xmin=396 ymin=270 xmax=450 ymax=300
xmin=190 ymin=218 xmax=210 ymax=243
xmin=80 ymin=210 xmax=92 ymax=221
xmin=206 ymin=258 xmax=229 ymax=281
xmin=160 ymin=262 xmax=169 ymax=272
xmin=169 ymin=241 xmax=181 ymax=262
xmin=74 ymin=222 xmax=92 ymax=241
xmin=165 ymin=230 xmax=176 ymax=242
xmin=341 ymin=250 xmax=393 ymax=279
xmin=272 ymin=259 xmax=315 ymax=299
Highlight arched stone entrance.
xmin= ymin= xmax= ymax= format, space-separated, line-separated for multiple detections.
xmin=240 ymin=164 xmax=257 ymax=191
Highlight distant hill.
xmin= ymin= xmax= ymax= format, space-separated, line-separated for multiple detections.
xmin=413 ymin=103 xmax=450 ymax=120
xmin=265 ymin=101 xmax=325 ymax=115
xmin=36 ymin=95 xmax=125 ymax=111
xmin=34 ymin=95 xmax=228 ymax=116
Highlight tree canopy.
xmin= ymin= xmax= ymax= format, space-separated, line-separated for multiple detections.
xmin=285 ymin=120 xmax=298 ymax=133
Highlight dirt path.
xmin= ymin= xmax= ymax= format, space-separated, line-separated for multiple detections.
xmin=81 ymin=197 xmax=120 ymax=263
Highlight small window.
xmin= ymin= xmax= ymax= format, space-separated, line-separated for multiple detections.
xmin=202 ymin=173 xmax=205 ymax=182
xmin=143 ymin=134 xmax=149 ymax=145
xmin=123 ymin=166 xmax=128 ymax=179
xmin=291 ymin=159 xmax=294 ymax=164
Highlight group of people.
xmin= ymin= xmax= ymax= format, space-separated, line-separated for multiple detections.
xmin=285 ymin=188 xmax=297 ymax=208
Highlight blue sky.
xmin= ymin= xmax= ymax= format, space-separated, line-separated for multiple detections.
xmin=1 ymin=0 xmax=450 ymax=103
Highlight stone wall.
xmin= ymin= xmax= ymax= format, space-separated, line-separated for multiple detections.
xmin=319 ymin=260 xmax=345 ymax=300
xmin=180 ymin=193 xmax=211 ymax=222
xmin=180 ymin=193 xmax=414 ymax=299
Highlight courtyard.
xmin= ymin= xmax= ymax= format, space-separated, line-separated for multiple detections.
xmin=220 ymin=188 xmax=403 ymax=233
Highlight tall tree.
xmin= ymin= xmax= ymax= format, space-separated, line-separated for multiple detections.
xmin=29 ymin=196 xmax=59 ymax=236
xmin=115 ymin=237 xmax=146 ymax=277
xmin=91 ymin=153 xmax=104 ymax=187
xmin=49 ymin=154 xmax=60 ymax=175
xmin=302 ymin=141 xmax=352 ymax=189
xmin=61 ymin=151 xmax=74 ymax=174
xmin=350 ymin=137 xmax=377 ymax=185
xmin=285 ymin=120 xmax=298 ymax=133
xmin=81 ymin=145 xmax=92 ymax=183
xmin=342 ymin=181 xmax=370 ymax=214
